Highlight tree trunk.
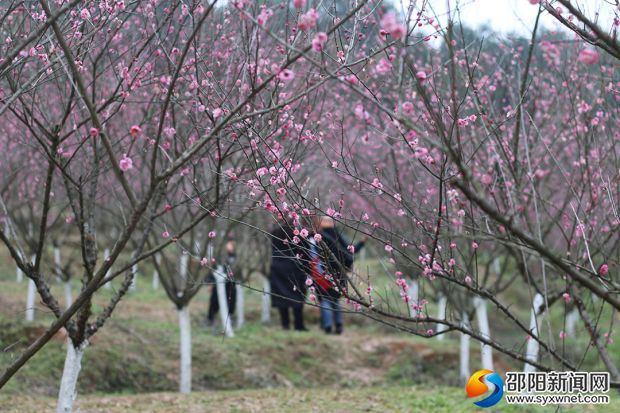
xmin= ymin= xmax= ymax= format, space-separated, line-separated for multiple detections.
xmin=16 ymin=265 xmax=23 ymax=283
xmin=436 ymin=294 xmax=447 ymax=340
xmin=130 ymin=262 xmax=138 ymax=291
xmin=179 ymin=253 xmax=189 ymax=290
xmin=152 ymin=253 xmax=161 ymax=290
xmin=236 ymin=283 xmax=244 ymax=328
xmin=214 ymin=266 xmax=234 ymax=337
xmin=566 ymin=308 xmax=579 ymax=337
xmin=261 ymin=275 xmax=271 ymax=323
xmin=459 ymin=311 xmax=470 ymax=384
xmin=103 ymin=248 xmax=111 ymax=289
xmin=54 ymin=247 xmax=62 ymax=280
xmin=16 ymin=251 xmax=23 ymax=282
xmin=178 ymin=305 xmax=192 ymax=394
xmin=64 ymin=281 xmax=73 ymax=309
xmin=473 ymin=297 xmax=493 ymax=370
xmin=524 ymin=294 xmax=545 ymax=373
xmin=56 ymin=341 xmax=87 ymax=413
xmin=25 ymin=278 xmax=36 ymax=322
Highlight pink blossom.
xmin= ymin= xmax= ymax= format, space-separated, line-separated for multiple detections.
xmin=314 ymin=233 xmax=322 ymax=242
xmin=577 ymin=49 xmax=599 ymax=65
xmin=385 ymin=244 xmax=393 ymax=253
xmin=257 ymin=8 xmax=273 ymax=26
xmin=80 ymin=8 xmax=91 ymax=20
xmin=130 ymin=125 xmax=142 ymax=138
xmin=208 ymin=231 xmax=216 ymax=238
xmin=164 ymin=127 xmax=176 ymax=137
xmin=481 ymin=174 xmax=493 ymax=185
xmin=298 ymin=9 xmax=318 ymax=31
xmin=376 ymin=58 xmax=392 ymax=74
xmin=464 ymin=275 xmax=472 ymax=284
xmin=89 ymin=127 xmax=100 ymax=137
xmin=300 ymin=228 xmax=309 ymax=238
xmin=278 ymin=69 xmax=295 ymax=82
xmin=345 ymin=75 xmax=358 ymax=85
xmin=213 ymin=107 xmax=223 ymax=119
xmin=308 ymin=293 xmax=317 ymax=302
xmin=402 ymin=101 xmax=414 ymax=114
xmin=380 ymin=13 xmax=406 ymax=40
xmin=312 ymin=32 xmax=328 ymax=52
xmin=294 ymin=0 xmax=306 ymax=9
xmin=305 ymin=277 xmax=313 ymax=286
xmin=326 ymin=207 xmax=336 ymax=217
xmin=562 ymin=293 xmax=571 ymax=304
xmin=598 ymin=263 xmax=609 ymax=276
xmin=416 ymin=71 xmax=427 ymax=81
xmin=119 ymin=154 xmax=133 ymax=172
xmin=200 ymin=257 xmax=208 ymax=266
xmin=559 ymin=330 xmax=567 ymax=339
xmin=162 ymin=231 xmax=170 ymax=238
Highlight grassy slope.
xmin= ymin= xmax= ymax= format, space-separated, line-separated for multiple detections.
xmin=1 ymin=387 xmax=617 ymax=413
xmin=0 ymin=253 xmax=619 ymax=412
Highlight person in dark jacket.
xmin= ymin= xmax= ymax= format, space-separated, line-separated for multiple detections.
xmin=269 ymin=220 xmax=311 ymax=331
xmin=312 ymin=216 xmax=366 ymax=334
xmin=207 ymin=237 xmax=237 ymax=326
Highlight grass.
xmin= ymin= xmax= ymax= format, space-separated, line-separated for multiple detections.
xmin=1 ymin=386 xmax=617 ymax=413
xmin=1 ymin=252 xmax=619 ymax=412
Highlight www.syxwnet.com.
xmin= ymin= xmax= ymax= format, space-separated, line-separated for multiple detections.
xmin=505 ymin=393 xmax=609 ymax=406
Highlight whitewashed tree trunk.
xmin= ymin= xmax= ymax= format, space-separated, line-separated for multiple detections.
xmin=214 ymin=266 xmax=234 ymax=337
xmin=566 ymin=308 xmax=579 ymax=337
xmin=2 ymin=218 xmax=10 ymax=239
xmin=16 ymin=251 xmax=23 ymax=282
xmin=25 ymin=278 xmax=36 ymax=322
xmin=152 ymin=253 xmax=161 ymax=290
xmin=492 ymin=257 xmax=501 ymax=275
xmin=130 ymin=261 xmax=138 ymax=291
xmin=56 ymin=340 xmax=87 ymax=413
xmin=236 ymin=282 xmax=245 ymax=328
xmin=261 ymin=275 xmax=271 ymax=323
xmin=55 ymin=247 xmax=72 ymax=308
xmin=473 ymin=297 xmax=493 ymax=370
xmin=178 ymin=305 xmax=192 ymax=394
xmin=436 ymin=294 xmax=448 ymax=340
xmin=63 ymin=281 xmax=73 ymax=309
xmin=524 ymin=294 xmax=545 ymax=373
xmin=359 ymin=247 xmax=367 ymax=263
xmin=179 ymin=253 xmax=189 ymax=290
xmin=16 ymin=264 xmax=23 ymax=283
xmin=459 ymin=311 xmax=471 ymax=384
xmin=54 ymin=247 xmax=62 ymax=279
xmin=408 ymin=278 xmax=419 ymax=317
xmin=103 ymin=248 xmax=111 ymax=289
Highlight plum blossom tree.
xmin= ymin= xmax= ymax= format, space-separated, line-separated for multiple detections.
xmin=0 ymin=0 xmax=374 ymax=408
xmin=218 ymin=0 xmax=620 ymax=387
xmin=1 ymin=2 xmax=619 ymax=409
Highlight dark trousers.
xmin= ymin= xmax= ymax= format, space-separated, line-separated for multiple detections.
xmin=278 ymin=306 xmax=305 ymax=330
xmin=207 ymin=281 xmax=236 ymax=322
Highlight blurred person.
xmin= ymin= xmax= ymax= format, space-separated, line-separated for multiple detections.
xmin=206 ymin=235 xmax=237 ymax=327
xmin=311 ymin=216 xmax=366 ymax=334
xmin=269 ymin=218 xmax=310 ymax=331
